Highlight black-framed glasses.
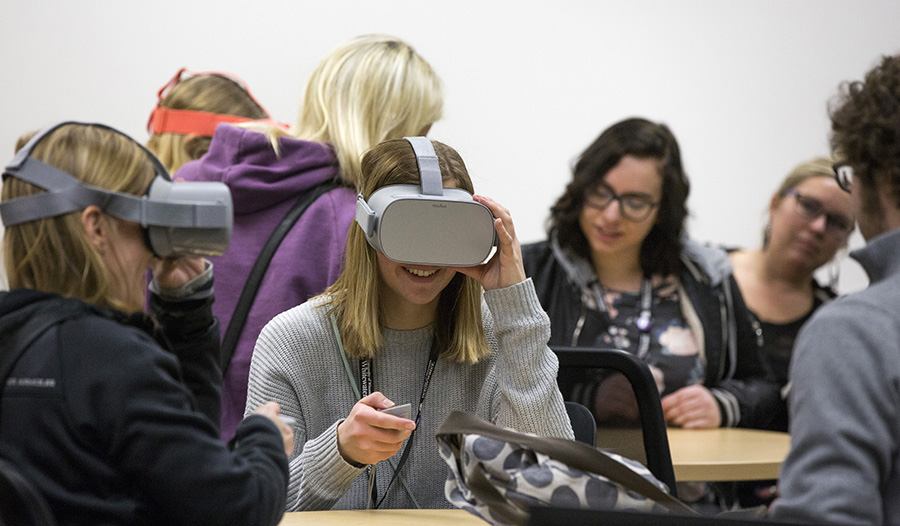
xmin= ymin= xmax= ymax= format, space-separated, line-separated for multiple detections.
xmin=583 ymin=184 xmax=659 ymax=222
xmin=833 ymin=162 xmax=853 ymax=193
xmin=784 ymin=189 xmax=853 ymax=234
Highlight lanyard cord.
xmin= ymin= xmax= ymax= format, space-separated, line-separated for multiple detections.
xmin=591 ymin=277 xmax=653 ymax=358
xmin=361 ymin=342 xmax=438 ymax=509
xmin=331 ymin=314 xmax=426 ymax=509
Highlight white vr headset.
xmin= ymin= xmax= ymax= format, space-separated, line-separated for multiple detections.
xmin=0 ymin=121 xmax=233 ymax=258
xmin=355 ymin=137 xmax=497 ymax=267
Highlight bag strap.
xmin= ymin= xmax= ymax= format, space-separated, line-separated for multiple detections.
xmin=0 ymin=300 xmax=80 ymax=424
xmin=436 ymin=410 xmax=695 ymax=515
xmin=220 ymin=180 xmax=340 ymax=372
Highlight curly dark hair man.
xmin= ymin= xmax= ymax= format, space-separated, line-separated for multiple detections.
xmin=771 ymin=54 xmax=900 ymax=526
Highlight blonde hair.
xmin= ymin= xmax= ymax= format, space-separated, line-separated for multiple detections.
xmin=147 ymin=73 xmax=268 ymax=173
xmin=3 ymin=124 xmax=157 ymax=312
xmin=322 ymin=139 xmax=488 ymax=364
xmin=276 ymin=34 xmax=442 ymax=189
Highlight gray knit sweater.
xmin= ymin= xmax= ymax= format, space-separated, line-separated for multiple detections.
xmin=771 ymin=227 xmax=900 ymax=526
xmin=245 ymin=279 xmax=574 ymax=511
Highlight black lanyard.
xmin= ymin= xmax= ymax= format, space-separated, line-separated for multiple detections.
xmin=359 ymin=342 xmax=438 ymax=508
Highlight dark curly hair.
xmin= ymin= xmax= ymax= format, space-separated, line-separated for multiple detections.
xmin=547 ymin=117 xmax=690 ymax=276
xmin=830 ymin=54 xmax=900 ymax=208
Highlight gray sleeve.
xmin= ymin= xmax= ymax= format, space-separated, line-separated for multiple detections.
xmin=481 ymin=278 xmax=574 ymax=440
xmin=770 ymin=299 xmax=900 ymax=526
xmin=245 ymin=307 xmax=363 ymax=511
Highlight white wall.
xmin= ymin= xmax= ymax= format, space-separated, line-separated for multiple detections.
xmin=2 ymin=0 xmax=898 ymax=293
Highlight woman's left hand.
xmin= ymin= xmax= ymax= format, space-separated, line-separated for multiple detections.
xmin=453 ymin=195 xmax=526 ymax=291
xmin=152 ymin=257 xmax=206 ymax=289
xmin=660 ymin=384 xmax=722 ymax=428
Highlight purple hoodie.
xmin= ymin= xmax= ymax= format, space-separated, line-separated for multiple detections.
xmin=176 ymin=124 xmax=356 ymax=441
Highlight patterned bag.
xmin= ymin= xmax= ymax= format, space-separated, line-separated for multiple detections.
xmin=436 ymin=411 xmax=695 ymax=526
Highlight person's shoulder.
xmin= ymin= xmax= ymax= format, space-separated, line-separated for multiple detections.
xmin=258 ymin=297 xmax=333 ymax=344
xmin=62 ymin=311 xmax=169 ymax=365
xmin=680 ymin=238 xmax=732 ymax=285
xmin=302 ymin=184 xmax=357 ymax=218
xmin=521 ymin=239 xmax=553 ymax=273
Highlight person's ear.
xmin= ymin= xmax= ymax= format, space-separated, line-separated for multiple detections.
xmin=768 ymin=193 xmax=781 ymax=215
xmin=81 ymin=205 xmax=108 ymax=255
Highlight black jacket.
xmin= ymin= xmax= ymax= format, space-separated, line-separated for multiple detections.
xmin=0 ymin=288 xmax=288 ymax=526
xmin=522 ymin=238 xmax=780 ymax=429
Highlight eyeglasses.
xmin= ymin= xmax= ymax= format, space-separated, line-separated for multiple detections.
xmin=784 ymin=189 xmax=853 ymax=234
xmin=832 ymin=162 xmax=853 ymax=193
xmin=583 ymin=184 xmax=659 ymax=222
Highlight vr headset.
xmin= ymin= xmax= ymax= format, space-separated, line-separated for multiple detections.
xmin=147 ymin=67 xmax=287 ymax=137
xmin=355 ymin=137 xmax=497 ymax=267
xmin=0 ymin=121 xmax=233 ymax=258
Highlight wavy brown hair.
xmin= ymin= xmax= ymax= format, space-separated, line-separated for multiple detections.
xmin=548 ymin=117 xmax=690 ymax=276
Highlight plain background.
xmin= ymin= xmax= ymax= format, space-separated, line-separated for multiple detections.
xmin=2 ymin=0 xmax=899 ymax=293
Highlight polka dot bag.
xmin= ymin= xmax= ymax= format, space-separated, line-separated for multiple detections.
xmin=436 ymin=411 xmax=695 ymax=526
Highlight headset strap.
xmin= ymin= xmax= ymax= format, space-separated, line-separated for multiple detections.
xmin=0 ymin=157 xmax=226 ymax=228
xmin=403 ymin=137 xmax=443 ymax=197
xmin=220 ymin=180 xmax=341 ymax=372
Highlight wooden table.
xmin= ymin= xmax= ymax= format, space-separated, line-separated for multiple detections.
xmin=279 ymin=509 xmax=485 ymax=525
xmin=597 ymin=426 xmax=791 ymax=482
xmin=665 ymin=427 xmax=791 ymax=482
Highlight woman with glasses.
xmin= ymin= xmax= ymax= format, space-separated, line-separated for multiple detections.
xmin=523 ymin=117 xmax=777 ymax=433
xmin=727 ymin=158 xmax=853 ymax=508
xmin=729 ymin=158 xmax=853 ymax=429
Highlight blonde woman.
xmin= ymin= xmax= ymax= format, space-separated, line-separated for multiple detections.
xmin=245 ymin=139 xmax=573 ymax=510
xmin=0 ymin=123 xmax=292 ymax=525
xmin=729 ymin=158 xmax=854 ymax=432
xmin=146 ymin=68 xmax=272 ymax=173
xmin=177 ymin=34 xmax=444 ymax=441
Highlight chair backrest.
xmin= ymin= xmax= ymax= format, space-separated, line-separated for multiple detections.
xmin=0 ymin=458 xmax=57 ymax=526
xmin=564 ymin=401 xmax=596 ymax=445
xmin=552 ymin=346 xmax=677 ymax=496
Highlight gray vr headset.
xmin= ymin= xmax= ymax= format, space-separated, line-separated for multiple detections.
xmin=0 ymin=121 xmax=232 ymax=258
xmin=355 ymin=137 xmax=497 ymax=267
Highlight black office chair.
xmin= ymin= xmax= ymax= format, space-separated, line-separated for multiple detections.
xmin=552 ymin=346 xmax=677 ymax=497
xmin=564 ymin=401 xmax=597 ymax=445
xmin=0 ymin=458 xmax=57 ymax=526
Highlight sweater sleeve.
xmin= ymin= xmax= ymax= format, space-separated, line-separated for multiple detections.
xmin=481 ymin=278 xmax=574 ymax=440
xmin=770 ymin=299 xmax=900 ymax=526
xmin=246 ymin=306 xmax=364 ymax=511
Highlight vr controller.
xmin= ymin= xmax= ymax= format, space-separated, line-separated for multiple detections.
xmin=0 ymin=121 xmax=233 ymax=258
xmin=355 ymin=137 xmax=497 ymax=267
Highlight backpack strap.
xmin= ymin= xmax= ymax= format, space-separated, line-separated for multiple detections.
xmin=0 ymin=300 xmax=81 ymax=425
xmin=220 ymin=180 xmax=341 ymax=372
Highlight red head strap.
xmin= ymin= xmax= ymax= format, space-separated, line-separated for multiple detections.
xmin=147 ymin=68 xmax=287 ymax=136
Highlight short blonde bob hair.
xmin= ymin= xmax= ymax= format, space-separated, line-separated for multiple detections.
xmin=259 ymin=34 xmax=443 ymax=190
xmin=3 ymin=123 xmax=157 ymax=312
xmin=321 ymin=139 xmax=489 ymax=364
xmin=147 ymin=73 xmax=269 ymax=173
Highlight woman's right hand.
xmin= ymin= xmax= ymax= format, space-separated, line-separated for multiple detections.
xmin=336 ymin=392 xmax=416 ymax=466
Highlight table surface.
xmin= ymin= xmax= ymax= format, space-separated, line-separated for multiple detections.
xmin=279 ymin=509 xmax=484 ymax=526
xmin=665 ymin=427 xmax=791 ymax=482
xmin=597 ymin=426 xmax=791 ymax=482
